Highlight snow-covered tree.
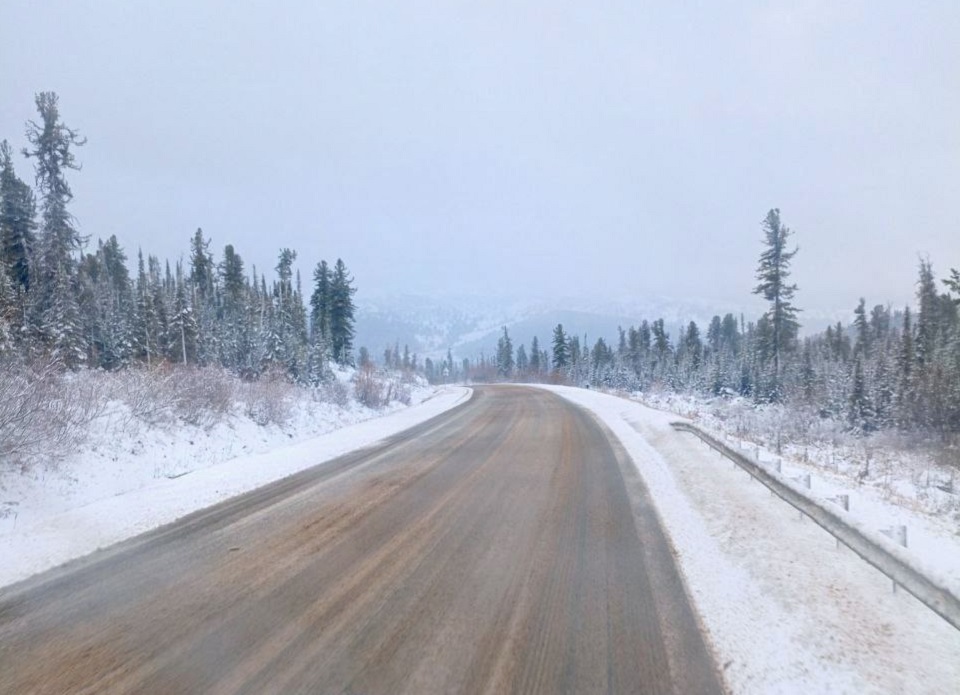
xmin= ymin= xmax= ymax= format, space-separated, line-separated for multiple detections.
xmin=752 ymin=208 xmax=800 ymax=400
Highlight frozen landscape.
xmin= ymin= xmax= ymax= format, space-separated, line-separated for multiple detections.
xmin=542 ymin=386 xmax=960 ymax=694
xmin=4 ymin=379 xmax=958 ymax=692
xmin=0 ymin=375 xmax=469 ymax=588
xmin=3 ymin=2 xmax=959 ymax=692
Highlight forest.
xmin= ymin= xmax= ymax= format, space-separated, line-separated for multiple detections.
xmin=0 ymin=92 xmax=360 ymax=383
xmin=0 ymin=93 xmax=418 ymax=469
xmin=3 ymin=91 xmax=959 ymax=464
xmin=463 ymin=211 xmax=960 ymax=450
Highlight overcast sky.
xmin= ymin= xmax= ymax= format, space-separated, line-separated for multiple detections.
xmin=1 ymin=1 xmax=957 ymax=314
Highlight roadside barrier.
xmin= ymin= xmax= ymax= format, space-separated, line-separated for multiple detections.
xmin=670 ymin=421 xmax=960 ymax=632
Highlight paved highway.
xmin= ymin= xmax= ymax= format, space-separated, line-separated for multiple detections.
xmin=0 ymin=386 xmax=721 ymax=694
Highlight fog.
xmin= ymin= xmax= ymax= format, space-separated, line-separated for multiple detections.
xmin=1 ymin=0 xmax=958 ymax=314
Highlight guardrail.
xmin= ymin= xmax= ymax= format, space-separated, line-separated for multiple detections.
xmin=670 ymin=421 xmax=960 ymax=632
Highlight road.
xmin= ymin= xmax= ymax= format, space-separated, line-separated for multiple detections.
xmin=0 ymin=386 xmax=722 ymax=694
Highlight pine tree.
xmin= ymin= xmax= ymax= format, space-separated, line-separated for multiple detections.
xmin=895 ymin=307 xmax=915 ymax=428
xmin=516 ymin=343 xmax=528 ymax=377
xmin=853 ymin=298 xmax=870 ymax=358
xmin=168 ymin=263 xmax=198 ymax=365
xmin=217 ymin=244 xmax=247 ymax=371
xmin=915 ymin=259 xmax=939 ymax=368
xmin=0 ymin=262 xmax=15 ymax=354
xmin=651 ymin=319 xmax=671 ymax=381
xmin=23 ymin=92 xmax=87 ymax=359
xmin=189 ymin=229 xmax=213 ymax=299
xmin=44 ymin=259 xmax=85 ymax=367
xmin=529 ymin=335 xmax=541 ymax=376
xmin=848 ymin=357 xmax=873 ymax=432
xmin=496 ymin=326 xmax=514 ymax=378
xmin=188 ymin=228 xmax=217 ymax=365
xmin=329 ymin=259 xmax=356 ymax=365
xmin=134 ymin=250 xmax=157 ymax=366
xmin=552 ymin=323 xmax=569 ymax=371
xmin=310 ymin=260 xmax=332 ymax=340
xmin=0 ymin=140 xmax=37 ymax=305
xmin=752 ymin=208 xmax=800 ymax=400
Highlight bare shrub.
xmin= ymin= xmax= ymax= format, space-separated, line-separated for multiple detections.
xmin=393 ymin=379 xmax=411 ymax=406
xmin=172 ymin=367 xmax=235 ymax=426
xmin=241 ymin=371 xmax=293 ymax=426
xmin=353 ymin=366 xmax=387 ymax=409
xmin=316 ymin=378 xmax=350 ymax=408
xmin=0 ymin=357 xmax=103 ymax=471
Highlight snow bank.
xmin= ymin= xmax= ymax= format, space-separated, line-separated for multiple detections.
xmin=0 ymin=385 xmax=471 ymax=589
xmin=538 ymin=385 xmax=960 ymax=695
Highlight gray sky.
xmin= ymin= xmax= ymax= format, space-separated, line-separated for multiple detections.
xmin=1 ymin=0 xmax=958 ymax=315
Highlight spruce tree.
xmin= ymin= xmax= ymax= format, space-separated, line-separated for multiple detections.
xmin=0 ymin=140 xmax=37 ymax=302
xmin=23 ymin=92 xmax=87 ymax=361
xmin=752 ymin=208 xmax=800 ymax=400
xmin=496 ymin=326 xmax=514 ymax=378
xmin=552 ymin=323 xmax=569 ymax=371
xmin=516 ymin=343 xmax=528 ymax=377
xmin=310 ymin=260 xmax=331 ymax=340
xmin=329 ymin=259 xmax=356 ymax=365
xmin=529 ymin=335 xmax=541 ymax=375
xmin=853 ymin=298 xmax=870 ymax=358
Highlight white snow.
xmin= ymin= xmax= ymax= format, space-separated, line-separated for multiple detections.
xmin=5 ymin=379 xmax=959 ymax=691
xmin=0 ymin=384 xmax=471 ymax=589
xmin=538 ymin=385 xmax=960 ymax=694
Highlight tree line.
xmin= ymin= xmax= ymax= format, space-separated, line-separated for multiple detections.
xmin=0 ymin=92 xmax=357 ymax=383
xmin=460 ymin=209 xmax=960 ymax=442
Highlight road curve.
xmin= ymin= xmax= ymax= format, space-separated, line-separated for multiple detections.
xmin=0 ymin=386 xmax=721 ymax=694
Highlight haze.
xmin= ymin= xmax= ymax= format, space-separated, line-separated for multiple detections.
xmin=1 ymin=0 xmax=957 ymax=315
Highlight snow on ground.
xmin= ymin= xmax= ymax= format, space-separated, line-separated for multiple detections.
xmin=539 ymin=385 xmax=960 ymax=695
xmin=0 ymin=385 xmax=471 ymax=589
xmin=642 ymin=390 xmax=960 ymax=594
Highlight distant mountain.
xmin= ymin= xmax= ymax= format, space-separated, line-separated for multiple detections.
xmin=353 ymin=292 xmax=772 ymax=362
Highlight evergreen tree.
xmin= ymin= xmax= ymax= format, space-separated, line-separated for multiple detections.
xmin=218 ymin=245 xmax=246 ymax=371
xmin=189 ymin=229 xmax=213 ymax=297
xmin=651 ymin=318 xmax=671 ymax=380
xmin=329 ymin=259 xmax=356 ymax=365
xmin=0 ymin=262 xmax=15 ymax=354
xmin=529 ymin=335 xmax=541 ymax=375
xmin=752 ymin=208 xmax=800 ymax=399
xmin=134 ymin=249 xmax=157 ymax=366
xmin=0 ymin=140 xmax=37 ymax=302
xmin=23 ymin=92 xmax=87 ymax=360
xmin=895 ymin=307 xmax=915 ymax=428
xmin=168 ymin=262 xmax=198 ymax=365
xmin=853 ymin=298 xmax=870 ymax=358
xmin=496 ymin=326 xmax=514 ymax=378
xmin=552 ymin=323 xmax=569 ymax=371
xmin=848 ymin=357 xmax=873 ymax=432
xmin=915 ymin=259 xmax=939 ymax=368
xmin=310 ymin=260 xmax=331 ymax=340
xmin=516 ymin=343 xmax=528 ymax=376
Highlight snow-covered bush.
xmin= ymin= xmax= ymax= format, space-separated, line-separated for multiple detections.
xmin=240 ymin=371 xmax=293 ymax=426
xmin=0 ymin=358 xmax=103 ymax=471
xmin=102 ymin=365 xmax=235 ymax=428
xmin=0 ymin=357 xmax=429 ymax=481
xmin=354 ymin=366 xmax=387 ymax=409
xmin=317 ymin=378 xmax=350 ymax=408
xmin=172 ymin=367 xmax=236 ymax=427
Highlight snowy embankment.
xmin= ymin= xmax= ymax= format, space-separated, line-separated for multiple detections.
xmin=539 ymin=385 xmax=960 ymax=695
xmin=0 ymin=384 xmax=471 ymax=589
xmin=642 ymin=391 xmax=960 ymax=594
